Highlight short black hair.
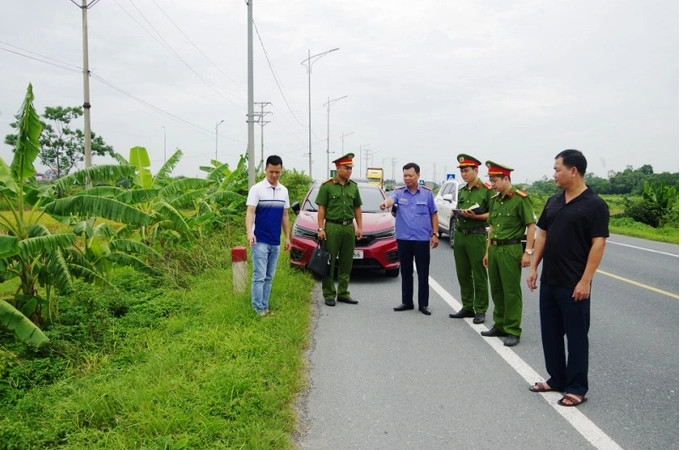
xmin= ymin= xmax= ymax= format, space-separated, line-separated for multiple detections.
xmin=555 ymin=149 xmax=587 ymax=176
xmin=403 ymin=162 xmax=420 ymax=173
xmin=266 ymin=155 xmax=283 ymax=167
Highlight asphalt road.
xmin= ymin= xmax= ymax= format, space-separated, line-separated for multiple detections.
xmin=296 ymin=234 xmax=679 ymax=449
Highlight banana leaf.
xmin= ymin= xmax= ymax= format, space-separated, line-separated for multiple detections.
xmin=0 ymin=299 xmax=49 ymax=347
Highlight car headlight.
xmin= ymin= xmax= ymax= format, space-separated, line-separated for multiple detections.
xmin=292 ymin=223 xmax=318 ymax=240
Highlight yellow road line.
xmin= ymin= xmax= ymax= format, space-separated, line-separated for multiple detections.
xmin=597 ymin=269 xmax=679 ymax=299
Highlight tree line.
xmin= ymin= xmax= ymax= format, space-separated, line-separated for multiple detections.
xmin=528 ymin=165 xmax=679 ymax=229
xmin=529 ymin=165 xmax=678 ymax=196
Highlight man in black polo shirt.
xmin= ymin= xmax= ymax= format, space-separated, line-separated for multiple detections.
xmin=527 ymin=149 xmax=609 ymax=408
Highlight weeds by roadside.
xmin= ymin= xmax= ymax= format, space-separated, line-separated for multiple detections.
xmin=0 ymin=231 xmax=314 ymax=448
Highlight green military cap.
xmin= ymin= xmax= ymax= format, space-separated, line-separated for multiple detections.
xmin=333 ymin=153 xmax=354 ymax=167
xmin=457 ymin=153 xmax=482 ymax=168
xmin=485 ymin=160 xmax=513 ymax=177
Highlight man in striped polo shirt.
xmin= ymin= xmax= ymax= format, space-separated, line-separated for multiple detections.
xmin=245 ymin=155 xmax=291 ymax=316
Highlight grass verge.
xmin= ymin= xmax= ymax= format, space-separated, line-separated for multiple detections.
xmin=1 ymin=250 xmax=314 ymax=448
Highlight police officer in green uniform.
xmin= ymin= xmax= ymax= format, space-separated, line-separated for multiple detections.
xmin=481 ymin=161 xmax=535 ymax=347
xmin=315 ymin=153 xmax=363 ymax=306
xmin=449 ymin=154 xmax=493 ymax=324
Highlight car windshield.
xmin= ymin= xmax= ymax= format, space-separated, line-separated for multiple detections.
xmin=303 ymin=185 xmax=387 ymax=214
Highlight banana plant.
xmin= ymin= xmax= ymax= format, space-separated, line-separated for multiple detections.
xmin=113 ymin=146 xmax=213 ymax=245
xmin=0 ymin=84 xmax=70 ymax=345
xmin=194 ymin=154 xmax=250 ymax=230
xmin=0 ymin=85 xmax=155 ymax=346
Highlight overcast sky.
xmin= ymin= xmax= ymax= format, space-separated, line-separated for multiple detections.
xmin=1 ymin=0 xmax=678 ymax=184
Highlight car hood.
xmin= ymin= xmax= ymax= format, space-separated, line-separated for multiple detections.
xmin=295 ymin=211 xmax=395 ymax=234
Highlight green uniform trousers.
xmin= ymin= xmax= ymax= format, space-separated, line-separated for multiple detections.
xmin=453 ymin=232 xmax=489 ymax=313
xmin=487 ymin=244 xmax=523 ymax=336
xmin=322 ymin=222 xmax=355 ymax=300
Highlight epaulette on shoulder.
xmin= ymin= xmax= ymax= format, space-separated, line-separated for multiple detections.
xmin=491 ymin=192 xmax=500 ymax=199
xmin=515 ymin=189 xmax=528 ymax=197
xmin=483 ymin=181 xmax=492 ymax=189
xmin=347 ymin=178 xmax=357 ymax=184
xmin=422 ymin=185 xmax=432 ymax=191
xmin=321 ymin=178 xmax=334 ymax=184
xmin=395 ymin=185 xmax=407 ymax=190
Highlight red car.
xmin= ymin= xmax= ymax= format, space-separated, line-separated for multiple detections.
xmin=290 ymin=182 xmax=400 ymax=277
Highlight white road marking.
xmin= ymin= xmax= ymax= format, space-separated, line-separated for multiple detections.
xmin=429 ymin=275 xmax=623 ymax=450
xmin=608 ymin=240 xmax=678 ymax=257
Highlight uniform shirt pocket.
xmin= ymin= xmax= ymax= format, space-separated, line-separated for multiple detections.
xmin=416 ymin=201 xmax=429 ymax=214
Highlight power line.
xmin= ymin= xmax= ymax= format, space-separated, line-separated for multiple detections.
xmin=151 ymin=0 xmax=242 ymax=89
xmin=252 ymin=19 xmax=306 ymax=129
xmin=1 ymin=42 xmax=246 ymax=145
xmin=0 ymin=42 xmax=81 ymax=74
xmin=114 ymin=0 xmax=243 ymax=108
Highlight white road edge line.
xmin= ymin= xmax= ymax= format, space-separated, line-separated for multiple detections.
xmin=429 ymin=275 xmax=623 ymax=450
xmin=608 ymin=240 xmax=678 ymax=257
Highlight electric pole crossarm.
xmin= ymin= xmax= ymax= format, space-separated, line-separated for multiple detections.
xmin=254 ymin=101 xmax=272 ymax=169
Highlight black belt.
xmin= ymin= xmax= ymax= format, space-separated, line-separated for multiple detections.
xmin=490 ymin=238 xmax=522 ymax=246
xmin=457 ymin=227 xmax=487 ymax=235
xmin=326 ymin=218 xmax=354 ymax=226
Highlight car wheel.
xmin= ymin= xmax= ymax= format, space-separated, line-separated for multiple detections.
xmin=449 ymin=219 xmax=456 ymax=248
xmin=386 ymin=268 xmax=400 ymax=277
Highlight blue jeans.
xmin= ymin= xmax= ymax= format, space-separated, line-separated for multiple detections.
xmin=251 ymin=242 xmax=280 ymax=313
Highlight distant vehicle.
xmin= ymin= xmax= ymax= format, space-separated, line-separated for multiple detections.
xmin=434 ymin=179 xmax=460 ymax=247
xmin=290 ymin=182 xmax=400 ymax=277
xmin=366 ymin=168 xmax=384 ymax=189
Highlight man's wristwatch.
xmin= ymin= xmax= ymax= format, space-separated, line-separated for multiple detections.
xmin=318 ymin=228 xmax=324 ymax=232
xmin=431 ymin=232 xmax=437 ymax=237
xmin=525 ymin=248 xmax=534 ymax=255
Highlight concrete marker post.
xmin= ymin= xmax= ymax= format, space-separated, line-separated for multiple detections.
xmin=232 ymin=246 xmax=247 ymax=293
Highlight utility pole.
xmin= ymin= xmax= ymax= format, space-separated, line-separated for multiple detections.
xmin=323 ymin=95 xmax=348 ymax=178
xmin=246 ymin=1 xmax=255 ymax=187
xmin=359 ymin=144 xmax=370 ymax=178
xmin=390 ymin=157 xmax=397 ymax=181
xmin=361 ymin=147 xmax=378 ymax=173
xmin=254 ymin=101 xmax=272 ymax=170
xmin=73 ymin=0 xmax=99 ymax=168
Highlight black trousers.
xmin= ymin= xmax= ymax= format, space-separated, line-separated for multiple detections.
xmin=397 ymin=239 xmax=431 ymax=307
xmin=539 ymin=284 xmax=590 ymax=396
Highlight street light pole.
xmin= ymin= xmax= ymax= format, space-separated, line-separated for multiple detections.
xmin=215 ymin=119 xmax=224 ymax=161
xmin=323 ymin=95 xmax=348 ymax=178
xmin=162 ymin=125 xmax=166 ymax=163
xmin=301 ymin=47 xmax=339 ymax=179
xmin=340 ymin=131 xmax=354 ymax=153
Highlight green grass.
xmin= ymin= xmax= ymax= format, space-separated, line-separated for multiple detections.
xmin=609 ymin=217 xmax=679 ymax=243
xmin=528 ymin=193 xmax=678 ymax=244
xmin=1 ymin=253 xmax=314 ymax=448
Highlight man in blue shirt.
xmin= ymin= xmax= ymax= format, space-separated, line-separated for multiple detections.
xmin=245 ymin=155 xmax=291 ymax=316
xmin=379 ymin=162 xmax=439 ymax=315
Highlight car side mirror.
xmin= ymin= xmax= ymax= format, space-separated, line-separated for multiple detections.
xmin=442 ymin=193 xmax=453 ymax=202
xmin=291 ymin=202 xmax=300 ymax=215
